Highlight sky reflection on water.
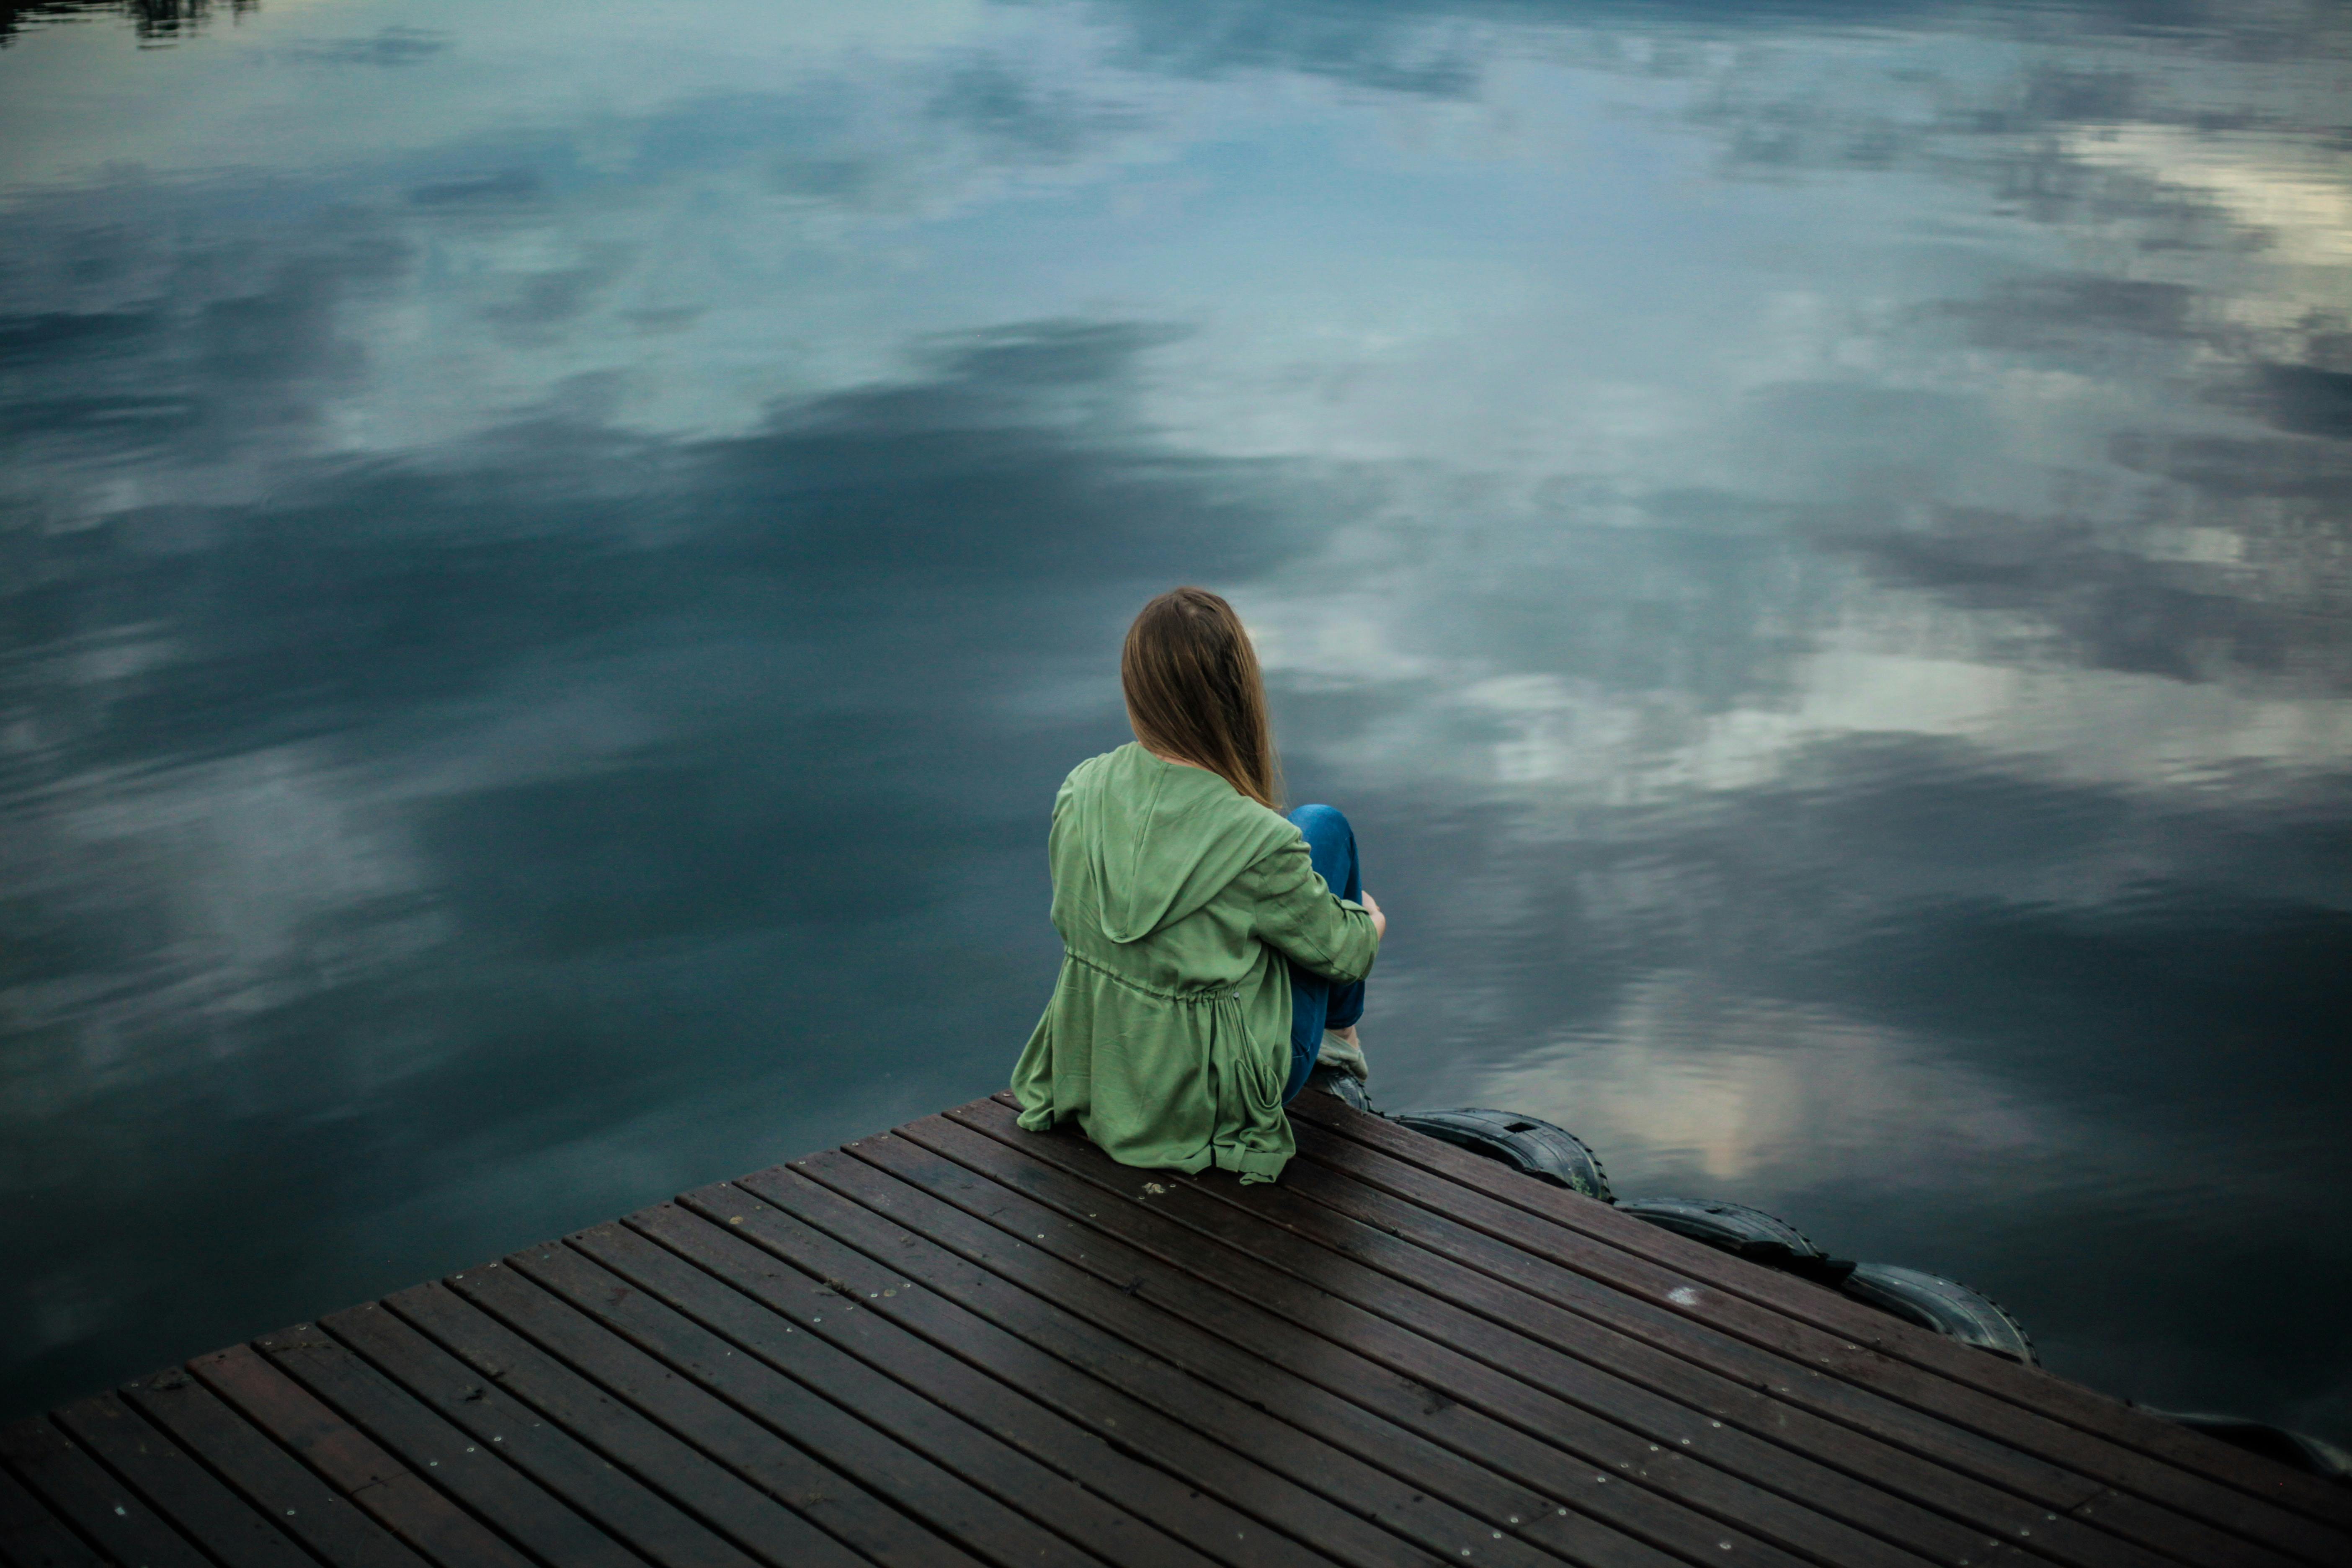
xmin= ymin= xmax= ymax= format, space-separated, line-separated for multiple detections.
xmin=2 ymin=0 xmax=2348 ymax=1440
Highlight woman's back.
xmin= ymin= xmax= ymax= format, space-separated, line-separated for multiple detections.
xmin=1050 ymin=744 xmax=1297 ymax=991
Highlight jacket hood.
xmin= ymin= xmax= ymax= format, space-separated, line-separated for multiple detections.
xmin=1062 ymin=743 xmax=1295 ymax=944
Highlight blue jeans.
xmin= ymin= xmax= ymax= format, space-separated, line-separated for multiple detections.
xmin=1282 ymin=804 xmax=1365 ymax=1102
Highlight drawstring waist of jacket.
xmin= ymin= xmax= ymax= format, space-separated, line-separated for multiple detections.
xmin=1063 ymin=948 xmax=1243 ymax=1004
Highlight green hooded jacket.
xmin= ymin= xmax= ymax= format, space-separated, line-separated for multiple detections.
xmin=1011 ymin=743 xmax=1380 ymax=1183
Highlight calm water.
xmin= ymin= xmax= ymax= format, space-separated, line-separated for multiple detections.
xmin=3 ymin=0 xmax=2348 ymax=1438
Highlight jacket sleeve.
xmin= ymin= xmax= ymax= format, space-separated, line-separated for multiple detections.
xmin=1240 ymin=836 xmax=1380 ymax=984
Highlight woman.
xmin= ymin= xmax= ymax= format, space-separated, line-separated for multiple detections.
xmin=1010 ymin=586 xmax=1386 ymax=1184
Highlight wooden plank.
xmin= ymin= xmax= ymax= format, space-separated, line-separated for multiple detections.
xmin=1276 ymin=1117 xmax=2111 ymax=1494
xmin=28 ymin=1088 xmax=2340 ymax=1568
xmin=453 ymin=1246 xmax=1005 ymax=1568
xmin=1267 ymin=1114 xmax=2288 ymax=1568
xmin=0 ymin=1414 xmax=209 ymax=1568
xmin=255 ymin=1323 xmax=648 ymax=1568
xmin=385 ymin=1276 xmax=869 ymax=1568
xmin=1284 ymin=1095 xmax=2352 ymax=1563
xmin=757 ymin=1145 xmax=1792 ymax=1568
xmin=49 ymin=1393 xmax=316 ymax=1568
xmin=536 ymin=1220 xmax=1215 ymax=1568
xmin=714 ymin=1165 xmax=1532 ymax=1568
xmin=1287 ymin=1093 xmax=2352 ymax=1542
xmin=860 ymin=1120 xmax=1961 ymax=1568
xmin=939 ymin=1100 xmax=2230 ymax=1568
xmin=629 ymin=1198 xmax=1341 ymax=1568
xmin=188 ymin=1343 xmax=537 ymax=1568
xmin=120 ymin=1367 xmax=431 ymax=1568
xmin=323 ymin=1297 xmax=756 ymax=1568
xmin=0 ymin=1456 xmax=106 ymax=1568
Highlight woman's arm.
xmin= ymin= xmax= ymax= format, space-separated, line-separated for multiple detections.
xmin=1244 ymin=837 xmax=1382 ymax=983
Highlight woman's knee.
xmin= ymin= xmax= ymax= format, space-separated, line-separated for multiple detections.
xmin=1287 ymin=803 xmax=1356 ymax=886
xmin=1287 ymin=802 xmax=1351 ymax=844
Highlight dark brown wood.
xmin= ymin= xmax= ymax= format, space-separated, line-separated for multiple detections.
xmin=1284 ymin=1093 xmax=2352 ymax=1563
xmin=457 ymin=1244 xmax=1000 ymax=1568
xmin=189 ymin=1343 xmax=538 ymax=1568
xmin=1270 ymin=1112 xmax=2287 ymax=1568
xmin=546 ymin=1216 xmax=1215 ymax=1568
xmin=763 ymin=1143 xmax=1781 ymax=1568
xmin=323 ymin=1297 xmax=758 ymax=1568
xmin=49 ymin=1393 xmax=316 ymax=1568
xmin=1276 ymin=1118 xmax=2098 ymax=1488
xmin=119 ymin=1368 xmax=430 ymax=1568
xmin=722 ymin=1163 xmax=1514 ymax=1568
xmin=0 ymin=1414 xmax=209 ymax=1568
xmin=379 ymin=1279 xmax=818 ymax=1568
xmin=863 ymin=1119 xmax=1978 ymax=1568
xmin=0 ymin=1461 xmax=104 ymax=1568
xmin=672 ymin=1161 xmax=1451 ymax=1568
xmin=634 ymin=1197 xmax=1344 ymax=1568
xmin=1287 ymin=1092 xmax=2352 ymax=1542
xmin=938 ymin=1098 xmax=2246 ymax=1568
xmin=19 ymin=1091 xmax=2343 ymax=1568
xmin=255 ymin=1323 xmax=648 ymax=1568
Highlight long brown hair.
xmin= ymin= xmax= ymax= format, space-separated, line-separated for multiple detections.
xmin=1121 ymin=586 xmax=1283 ymax=810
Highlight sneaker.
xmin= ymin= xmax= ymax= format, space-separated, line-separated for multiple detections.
xmin=1316 ymin=1027 xmax=1369 ymax=1082
xmin=1305 ymin=1065 xmax=1374 ymax=1112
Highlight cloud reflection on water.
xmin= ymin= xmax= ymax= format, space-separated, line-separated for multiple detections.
xmin=1 ymin=0 xmax=2347 ymax=1439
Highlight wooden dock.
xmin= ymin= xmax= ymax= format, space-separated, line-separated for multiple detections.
xmin=5 ymin=1093 xmax=2349 ymax=1568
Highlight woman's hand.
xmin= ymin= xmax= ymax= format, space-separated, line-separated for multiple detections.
xmin=1360 ymin=890 xmax=1387 ymax=941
